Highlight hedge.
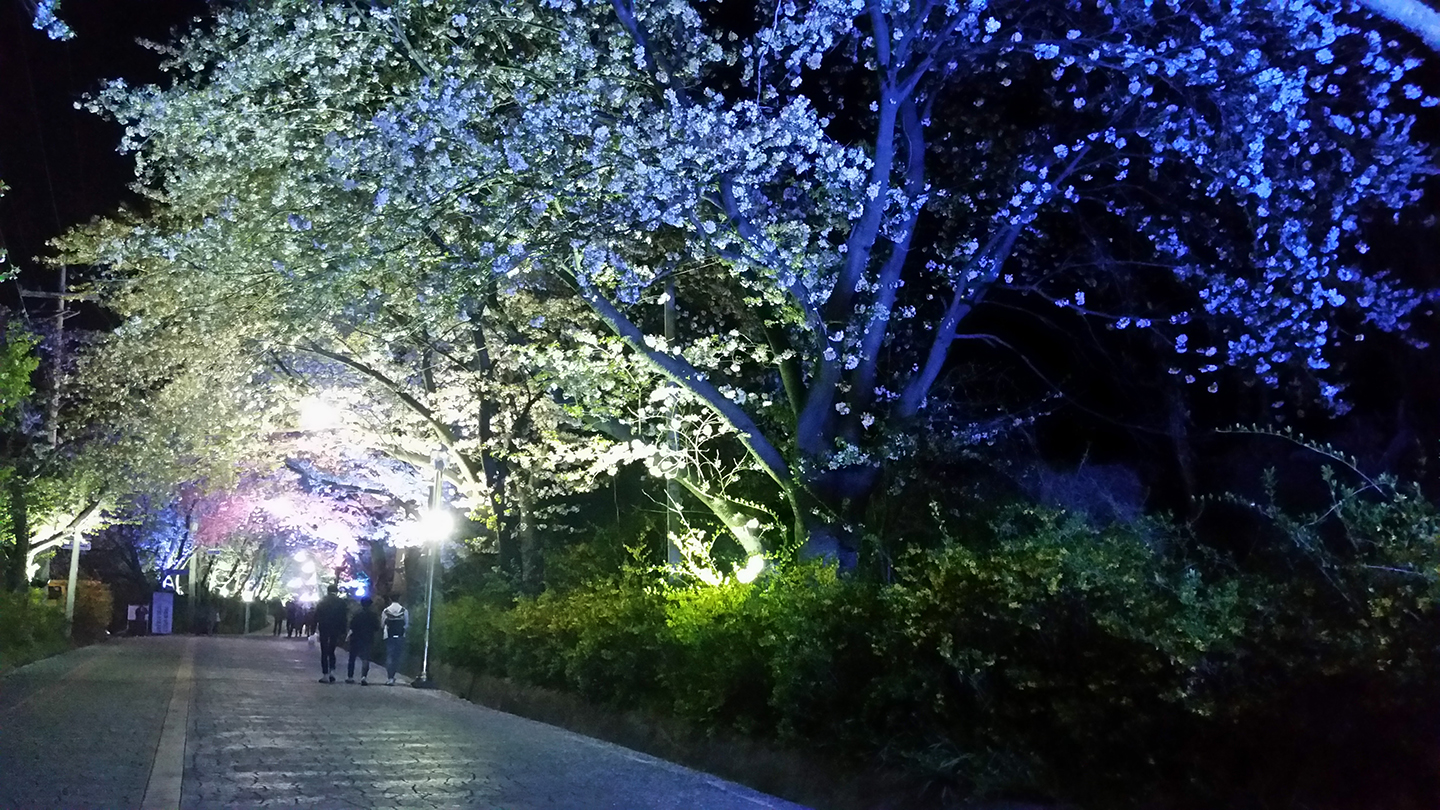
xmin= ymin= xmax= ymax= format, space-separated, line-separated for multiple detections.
xmin=437 ymin=492 xmax=1440 ymax=807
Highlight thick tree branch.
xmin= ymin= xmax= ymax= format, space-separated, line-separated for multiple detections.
xmin=297 ymin=342 xmax=484 ymax=492
xmin=850 ymin=93 xmax=929 ymax=425
xmin=575 ymin=269 xmax=792 ymax=490
xmin=1358 ymin=0 xmax=1440 ymax=52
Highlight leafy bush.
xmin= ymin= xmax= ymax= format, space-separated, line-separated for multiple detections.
xmin=437 ymin=489 xmax=1440 ymax=807
xmin=0 ymin=590 xmax=68 ymax=671
xmin=70 ymin=579 xmax=114 ymax=642
xmin=880 ymin=507 xmax=1244 ymax=798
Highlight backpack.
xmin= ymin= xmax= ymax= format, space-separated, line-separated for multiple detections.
xmin=385 ymin=609 xmax=407 ymax=638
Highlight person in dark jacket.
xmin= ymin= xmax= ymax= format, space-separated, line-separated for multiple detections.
xmin=315 ymin=585 xmax=349 ymax=683
xmin=346 ymin=597 xmax=380 ymax=685
xmin=284 ymin=599 xmax=299 ymax=637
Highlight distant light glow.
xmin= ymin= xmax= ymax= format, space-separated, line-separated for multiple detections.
xmin=298 ymin=395 xmax=342 ymax=431
xmin=301 ymin=561 xmax=317 ymax=574
xmin=293 ymin=551 xmax=308 ymax=562
xmin=286 ymin=577 xmax=304 ymax=589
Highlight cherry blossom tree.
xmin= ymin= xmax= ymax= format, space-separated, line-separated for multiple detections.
xmin=315 ymin=0 xmax=1435 ymax=561
xmin=64 ymin=0 xmax=1440 ymax=569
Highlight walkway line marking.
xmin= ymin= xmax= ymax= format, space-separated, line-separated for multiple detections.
xmin=141 ymin=637 xmax=195 ymax=810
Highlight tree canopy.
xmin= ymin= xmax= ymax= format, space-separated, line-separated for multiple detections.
xmin=64 ymin=0 xmax=1438 ymax=571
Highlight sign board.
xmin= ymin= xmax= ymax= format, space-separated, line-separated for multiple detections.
xmin=159 ymin=568 xmax=187 ymax=594
xmin=150 ymin=591 xmax=174 ymax=635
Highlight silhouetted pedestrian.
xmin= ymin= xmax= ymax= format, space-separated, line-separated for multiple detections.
xmin=346 ymin=597 xmax=379 ymax=685
xmin=285 ymin=599 xmax=299 ymax=637
xmin=381 ymin=595 xmax=409 ymax=686
xmin=272 ymin=601 xmax=284 ymax=636
xmin=315 ymin=585 xmax=348 ymax=683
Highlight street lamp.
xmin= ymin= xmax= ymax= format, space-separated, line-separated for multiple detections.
xmin=413 ymin=447 xmax=451 ymax=689
xmin=241 ymin=591 xmax=254 ymax=634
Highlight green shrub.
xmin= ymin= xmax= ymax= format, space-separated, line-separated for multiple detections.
xmin=0 ymin=590 xmax=68 ymax=671
xmin=71 ymin=580 xmax=114 ymax=642
xmin=881 ymin=507 xmax=1245 ymax=797
xmin=436 ymin=488 xmax=1440 ymax=807
xmin=661 ymin=581 xmax=772 ymax=731
xmin=1224 ymin=469 xmax=1440 ymax=693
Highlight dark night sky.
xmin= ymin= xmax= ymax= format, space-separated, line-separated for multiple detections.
xmin=0 ymin=0 xmax=204 ymax=319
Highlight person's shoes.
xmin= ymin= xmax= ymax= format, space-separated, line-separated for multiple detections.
xmin=360 ymin=678 xmax=368 ymax=686
xmin=345 ymin=677 xmax=354 ymax=684
xmin=329 ymin=674 xmax=336 ymax=683
xmin=318 ymin=676 xmax=329 ymax=683
xmin=386 ymin=678 xmax=395 ymax=686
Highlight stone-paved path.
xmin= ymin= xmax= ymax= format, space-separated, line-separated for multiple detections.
xmin=0 ymin=637 xmax=179 ymax=808
xmin=0 ymin=635 xmax=810 ymax=810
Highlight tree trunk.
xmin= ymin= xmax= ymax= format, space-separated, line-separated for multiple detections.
xmin=1166 ymin=384 xmax=1200 ymax=521
xmin=6 ymin=475 xmax=29 ymax=591
xmin=795 ymin=464 xmax=879 ymax=569
xmin=489 ymin=456 xmax=519 ymax=579
xmin=368 ymin=538 xmax=392 ymax=600
xmin=516 ymin=477 xmax=543 ymax=593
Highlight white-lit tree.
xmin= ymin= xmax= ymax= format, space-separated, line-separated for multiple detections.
xmin=322 ymin=0 xmax=1437 ymax=560
xmin=70 ymin=0 xmax=1440 ymax=567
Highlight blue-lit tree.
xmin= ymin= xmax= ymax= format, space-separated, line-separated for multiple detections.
xmin=63 ymin=0 xmax=1440 ymax=565
xmin=313 ymin=0 xmax=1434 ymax=560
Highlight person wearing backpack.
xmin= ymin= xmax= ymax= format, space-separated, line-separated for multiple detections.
xmin=381 ymin=594 xmax=409 ymax=686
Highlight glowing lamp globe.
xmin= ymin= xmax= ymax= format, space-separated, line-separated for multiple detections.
xmin=418 ymin=510 xmax=455 ymax=543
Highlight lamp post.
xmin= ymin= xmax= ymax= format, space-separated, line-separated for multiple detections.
xmin=413 ymin=447 xmax=449 ymax=689
xmin=241 ymin=591 xmax=253 ymax=634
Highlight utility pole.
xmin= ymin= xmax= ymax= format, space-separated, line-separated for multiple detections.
xmin=64 ymin=529 xmax=80 ymax=635
xmin=413 ymin=448 xmax=448 ymax=689
xmin=22 ymin=266 xmax=69 ymax=448
xmin=187 ymin=514 xmax=198 ymax=632
xmin=51 ymin=264 xmax=64 ymax=448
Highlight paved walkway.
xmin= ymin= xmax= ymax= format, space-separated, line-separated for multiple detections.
xmin=0 ymin=635 xmax=810 ymax=810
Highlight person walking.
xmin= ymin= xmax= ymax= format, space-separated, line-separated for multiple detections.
xmin=381 ymin=595 xmax=409 ymax=686
xmin=346 ymin=597 xmax=380 ymax=685
xmin=272 ymin=601 xmax=285 ymax=636
xmin=315 ymin=585 xmax=349 ymax=683
xmin=284 ymin=599 xmax=299 ymax=637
